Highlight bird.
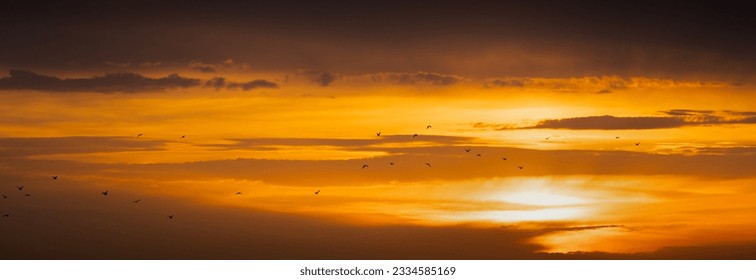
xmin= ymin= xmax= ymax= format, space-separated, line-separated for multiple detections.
xmin=362 ymin=164 xmax=369 ymax=169
xmin=101 ymin=190 xmax=109 ymax=197
xmin=1 ymin=194 xmax=7 ymax=199
xmin=52 ymin=176 xmax=57 ymax=180
xmin=137 ymin=133 xmax=143 ymax=137
xmin=425 ymin=163 xmax=432 ymax=167
xmin=235 ymin=192 xmax=242 ymax=195
xmin=314 ymin=190 xmax=320 ymax=195
xmin=615 ymin=136 xmax=620 ymax=139
xmin=518 ymin=166 xmax=524 ymax=170
xmin=168 ymin=214 xmax=174 ymax=219
xmin=412 ymin=134 xmax=419 ymax=138
xmin=376 ymin=132 xmax=381 ymax=136
xmin=181 ymin=135 xmax=186 ymax=139
xmin=502 ymin=157 xmax=508 ymax=161
xmin=24 ymin=194 xmax=31 ymax=197
xmin=17 ymin=186 xmax=23 ymax=191
xmin=2 ymin=214 xmax=8 ymax=218
xmin=426 ymin=125 xmax=432 ymax=129
xmin=545 ymin=137 xmax=551 ymax=140
xmin=389 ymin=162 xmax=395 ymax=165
xmin=133 ymin=199 xmax=142 ymax=203
xmin=635 ymin=142 xmax=640 ymax=146
xmin=465 ymin=148 xmax=471 ymax=152
xmin=477 ymin=154 xmax=482 ymax=157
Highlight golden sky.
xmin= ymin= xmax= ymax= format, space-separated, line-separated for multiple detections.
xmin=0 ymin=1 xmax=755 ymax=259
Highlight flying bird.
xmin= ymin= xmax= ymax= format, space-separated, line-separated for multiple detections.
xmin=181 ymin=135 xmax=186 ymax=139
xmin=518 ymin=166 xmax=524 ymax=170
xmin=465 ymin=148 xmax=471 ymax=152
xmin=425 ymin=163 xmax=432 ymax=167
xmin=389 ymin=162 xmax=395 ymax=165
xmin=502 ymin=157 xmax=508 ymax=160
xmin=101 ymin=190 xmax=109 ymax=197
xmin=376 ymin=132 xmax=381 ymax=136
xmin=545 ymin=137 xmax=551 ymax=140
xmin=2 ymin=214 xmax=8 ymax=218
xmin=362 ymin=164 xmax=369 ymax=169
xmin=235 ymin=192 xmax=242 ymax=195
xmin=477 ymin=154 xmax=482 ymax=157
xmin=137 ymin=133 xmax=143 ymax=137
xmin=17 ymin=186 xmax=23 ymax=191
xmin=133 ymin=199 xmax=142 ymax=203
xmin=314 ymin=190 xmax=320 ymax=195
xmin=24 ymin=194 xmax=31 ymax=197
xmin=1 ymin=194 xmax=7 ymax=199
xmin=635 ymin=142 xmax=640 ymax=146
xmin=616 ymin=136 xmax=620 ymax=139
xmin=426 ymin=125 xmax=432 ymax=129
xmin=52 ymin=176 xmax=57 ymax=180
xmin=413 ymin=134 xmax=419 ymax=138
xmin=168 ymin=214 xmax=174 ymax=219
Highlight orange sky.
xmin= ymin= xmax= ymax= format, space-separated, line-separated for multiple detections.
xmin=1 ymin=1 xmax=755 ymax=260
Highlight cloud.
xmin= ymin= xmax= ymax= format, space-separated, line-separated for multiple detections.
xmin=483 ymin=76 xmax=729 ymax=93
xmin=227 ymin=79 xmax=278 ymax=90
xmin=204 ymin=76 xmax=278 ymax=91
xmin=0 ymin=70 xmax=200 ymax=93
xmin=188 ymin=61 xmax=217 ymax=73
xmin=478 ymin=110 xmax=756 ymax=130
xmin=300 ymin=70 xmax=338 ymax=86
xmin=393 ymin=72 xmax=464 ymax=85
xmin=532 ymin=116 xmax=686 ymax=130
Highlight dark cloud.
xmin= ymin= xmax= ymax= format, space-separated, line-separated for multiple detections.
xmin=188 ymin=61 xmax=216 ymax=73
xmin=204 ymin=77 xmax=278 ymax=91
xmin=226 ymin=79 xmax=278 ymax=91
xmin=478 ymin=110 xmax=756 ymax=131
xmin=204 ymin=77 xmax=226 ymax=90
xmin=391 ymin=72 xmax=463 ymax=86
xmin=0 ymin=1 xmax=754 ymax=82
xmin=485 ymin=78 xmax=530 ymax=88
xmin=301 ymin=71 xmax=338 ymax=86
xmin=531 ymin=116 xmax=686 ymax=130
xmin=0 ymin=70 xmax=200 ymax=93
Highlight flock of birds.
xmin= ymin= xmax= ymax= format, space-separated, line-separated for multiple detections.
xmin=2 ymin=125 xmax=641 ymax=221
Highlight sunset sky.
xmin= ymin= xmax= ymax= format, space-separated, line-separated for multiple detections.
xmin=0 ymin=1 xmax=754 ymax=259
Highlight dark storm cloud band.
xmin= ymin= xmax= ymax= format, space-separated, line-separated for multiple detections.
xmin=0 ymin=70 xmax=277 ymax=93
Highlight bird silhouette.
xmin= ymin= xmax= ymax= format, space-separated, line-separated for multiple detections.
xmin=425 ymin=163 xmax=432 ymax=167
xmin=389 ymin=162 xmax=395 ymax=165
xmin=24 ymin=194 xmax=31 ymax=197
xmin=235 ymin=192 xmax=242 ymax=195
xmin=101 ymin=190 xmax=109 ymax=197
xmin=168 ymin=214 xmax=174 ymax=219
xmin=465 ymin=148 xmax=471 ymax=152
xmin=502 ymin=157 xmax=508 ymax=160
xmin=477 ymin=154 xmax=482 ymax=157
xmin=518 ymin=166 xmax=524 ymax=170
xmin=616 ymin=136 xmax=620 ymax=139
xmin=412 ymin=134 xmax=419 ymax=138
xmin=2 ymin=214 xmax=8 ymax=218
xmin=133 ymin=199 xmax=142 ymax=203
xmin=17 ymin=186 xmax=23 ymax=191
xmin=181 ymin=135 xmax=186 ymax=139
xmin=635 ymin=142 xmax=640 ymax=146
xmin=546 ymin=137 xmax=551 ymax=140
xmin=314 ymin=190 xmax=320 ymax=195
xmin=426 ymin=125 xmax=432 ymax=129
xmin=376 ymin=132 xmax=381 ymax=136
xmin=1 ymin=194 xmax=7 ymax=199
xmin=362 ymin=164 xmax=369 ymax=169
xmin=137 ymin=133 xmax=143 ymax=137
xmin=52 ymin=176 xmax=57 ymax=180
